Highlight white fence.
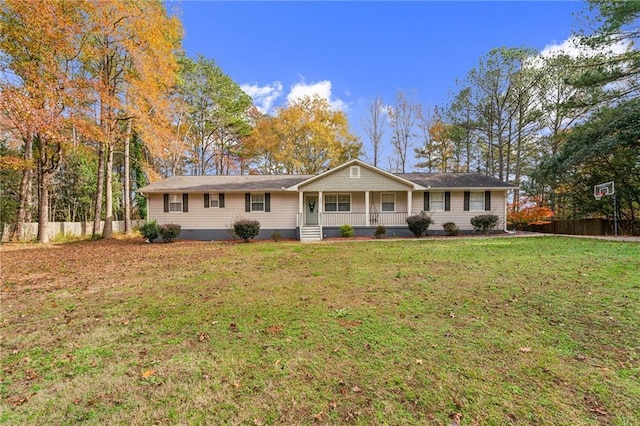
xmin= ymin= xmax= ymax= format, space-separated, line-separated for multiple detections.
xmin=1 ymin=220 xmax=144 ymax=242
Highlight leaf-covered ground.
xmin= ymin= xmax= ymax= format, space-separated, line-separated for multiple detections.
xmin=1 ymin=236 xmax=639 ymax=425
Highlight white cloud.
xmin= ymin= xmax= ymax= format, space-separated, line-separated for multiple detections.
xmin=240 ymin=81 xmax=283 ymax=114
xmin=286 ymin=79 xmax=348 ymax=112
xmin=540 ymin=35 xmax=631 ymax=59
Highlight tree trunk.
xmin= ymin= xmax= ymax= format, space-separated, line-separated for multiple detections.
xmin=92 ymin=141 xmax=105 ymax=238
xmin=103 ymin=141 xmax=114 ymax=239
xmin=36 ymin=165 xmax=50 ymax=244
xmin=12 ymin=136 xmax=33 ymax=242
xmin=123 ymin=120 xmax=132 ymax=234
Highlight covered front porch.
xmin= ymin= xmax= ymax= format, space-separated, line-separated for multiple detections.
xmin=296 ymin=190 xmax=414 ymax=241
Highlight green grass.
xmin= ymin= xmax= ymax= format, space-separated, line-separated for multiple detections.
xmin=1 ymin=236 xmax=639 ymax=424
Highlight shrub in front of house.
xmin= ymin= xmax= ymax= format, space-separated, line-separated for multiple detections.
xmin=374 ymin=225 xmax=386 ymax=239
xmin=160 ymin=223 xmax=181 ymax=243
xmin=406 ymin=212 xmax=433 ymax=237
xmin=470 ymin=214 xmax=499 ymax=235
xmin=442 ymin=222 xmax=460 ymax=236
xmin=140 ymin=220 xmax=160 ymax=243
xmin=271 ymin=231 xmax=282 ymax=242
xmin=340 ymin=224 xmax=355 ymax=237
xmin=234 ymin=219 xmax=261 ymax=242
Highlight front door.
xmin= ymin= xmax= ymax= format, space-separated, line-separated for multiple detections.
xmin=305 ymin=195 xmax=318 ymax=225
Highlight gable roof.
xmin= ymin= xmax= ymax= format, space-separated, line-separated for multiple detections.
xmin=138 ymin=160 xmax=518 ymax=193
xmin=137 ymin=174 xmax=313 ymax=194
xmin=287 ymin=159 xmax=425 ymax=190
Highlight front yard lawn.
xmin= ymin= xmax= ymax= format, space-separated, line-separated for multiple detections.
xmin=1 ymin=236 xmax=639 ymax=424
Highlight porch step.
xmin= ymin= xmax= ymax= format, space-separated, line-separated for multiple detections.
xmin=300 ymin=226 xmax=322 ymax=242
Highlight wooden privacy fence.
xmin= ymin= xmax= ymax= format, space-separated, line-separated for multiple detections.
xmin=1 ymin=220 xmax=144 ymax=242
xmin=524 ymin=218 xmax=637 ymax=236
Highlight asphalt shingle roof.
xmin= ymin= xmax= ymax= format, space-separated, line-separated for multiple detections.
xmin=138 ymin=175 xmax=314 ymax=193
xmin=397 ymin=173 xmax=516 ymax=189
xmin=138 ymin=171 xmax=516 ymax=193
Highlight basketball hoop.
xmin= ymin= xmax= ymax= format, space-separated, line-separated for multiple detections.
xmin=594 ymin=181 xmax=614 ymax=200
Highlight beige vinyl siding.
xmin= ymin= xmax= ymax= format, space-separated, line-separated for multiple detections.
xmin=411 ymin=190 xmax=507 ymax=231
xmin=149 ymin=192 xmax=299 ymax=230
xmin=301 ymin=165 xmax=412 ymax=192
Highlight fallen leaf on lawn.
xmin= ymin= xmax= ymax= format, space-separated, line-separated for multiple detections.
xmin=266 ymin=325 xmax=283 ymax=334
xmin=229 ymin=323 xmax=239 ymax=332
xmin=198 ymin=332 xmax=209 ymax=342
xmin=519 ymin=347 xmax=532 ymax=353
xmin=415 ymin=359 xmax=424 ymax=365
xmin=352 ymin=385 xmax=362 ymax=393
xmin=141 ymin=369 xmax=155 ymax=379
xmin=449 ymin=412 xmax=463 ymax=425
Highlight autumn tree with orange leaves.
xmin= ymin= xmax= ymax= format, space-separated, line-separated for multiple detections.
xmin=81 ymin=1 xmax=182 ymax=238
xmin=244 ymin=96 xmax=361 ymax=174
xmin=0 ymin=0 xmax=95 ymax=243
xmin=507 ymin=196 xmax=555 ymax=230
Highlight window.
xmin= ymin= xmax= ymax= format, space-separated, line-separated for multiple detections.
xmin=430 ymin=192 xmax=444 ymax=211
xmin=381 ymin=193 xmax=395 ymax=212
xmin=169 ymin=194 xmax=182 ymax=212
xmin=470 ymin=191 xmax=484 ymax=210
xmin=209 ymin=193 xmax=219 ymax=208
xmin=350 ymin=166 xmax=360 ymax=178
xmin=251 ymin=193 xmax=264 ymax=212
xmin=325 ymin=194 xmax=351 ymax=212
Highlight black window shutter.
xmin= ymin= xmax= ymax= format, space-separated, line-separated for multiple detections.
xmin=204 ymin=193 xmax=210 ymax=208
xmin=485 ymin=191 xmax=491 ymax=211
xmin=163 ymin=194 xmax=169 ymax=212
xmin=463 ymin=191 xmax=470 ymax=211
xmin=445 ymin=192 xmax=451 ymax=211
xmin=219 ymin=193 xmax=225 ymax=208
xmin=245 ymin=193 xmax=251 ymax=212
xmin=265 ymin=193 xmax=271 ymax=212
xmin=183 ymin=193 xmax=189 ymax=212
xmin=423 ymin=192 xmax=430 ymax=211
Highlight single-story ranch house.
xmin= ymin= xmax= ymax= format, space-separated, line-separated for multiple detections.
xmin=138 ymin=159 xmax=517 ymax=242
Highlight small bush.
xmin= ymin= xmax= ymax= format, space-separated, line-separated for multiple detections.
xmin=470 ymin=214 xmax=499 ymax=235
xmin=234 ymin=219 xmax=261 ymax=242
xmin=374 ymin=225 xmax=386 ymax=239
xmin=340 ymin=224 xmax=355 ymax=238
xmin=140 ymin=220 xmax=160 ymax=243
xmin=160 ymin=223 xmax=181 ymax=243
xmin=442 ymin=222 xmax=459 ymax=236
xmin=406 ymin=212 xmax=433 ymax=237
xmin=271 ymin=231 xmax=282 ymax=242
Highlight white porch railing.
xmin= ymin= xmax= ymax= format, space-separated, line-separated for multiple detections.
xmin=321 ymin=212 xmax=409 ymax=227
xmin=368 ymin=212 xmax=409 ymax=227
xmin=298 ymin=212 xmax=409 ymax=227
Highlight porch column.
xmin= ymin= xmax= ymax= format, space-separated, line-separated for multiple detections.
xmin=365 ymin=191 xmax=370 ymax=227
xmin=298 ymin=191 xmax=304 ymax=226
xmin=318 ymin=191 xmax=323 ymax=227
xmin=407 ymin=191 xmax=413 ymax=216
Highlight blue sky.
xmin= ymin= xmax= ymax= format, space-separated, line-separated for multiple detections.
xmin=174 ymin=1 xmax=588 ymax=165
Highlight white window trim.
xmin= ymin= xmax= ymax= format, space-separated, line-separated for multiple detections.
xmin=251 ymin=193 xmax=265 ymax=212
xmin=169 ymin=194 xmax=182 ymax=213
xmin=380 ymin=193 xmax=396 ymax=212
xmin=430 ymin=192 xmax=445 ymax=211
xmin=350 ymin=166 xmax=360 ymax=179
xmin=470 ymin=191 xmax=485 ymax=211
xmin=210 ymin=193 xmax=219 ymax=208
xmin=324 ymin=193 xmax=352 ymax=212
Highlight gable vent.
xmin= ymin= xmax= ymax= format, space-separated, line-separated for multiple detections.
xmin=350 ymin=165 xmax=360 ymax=179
